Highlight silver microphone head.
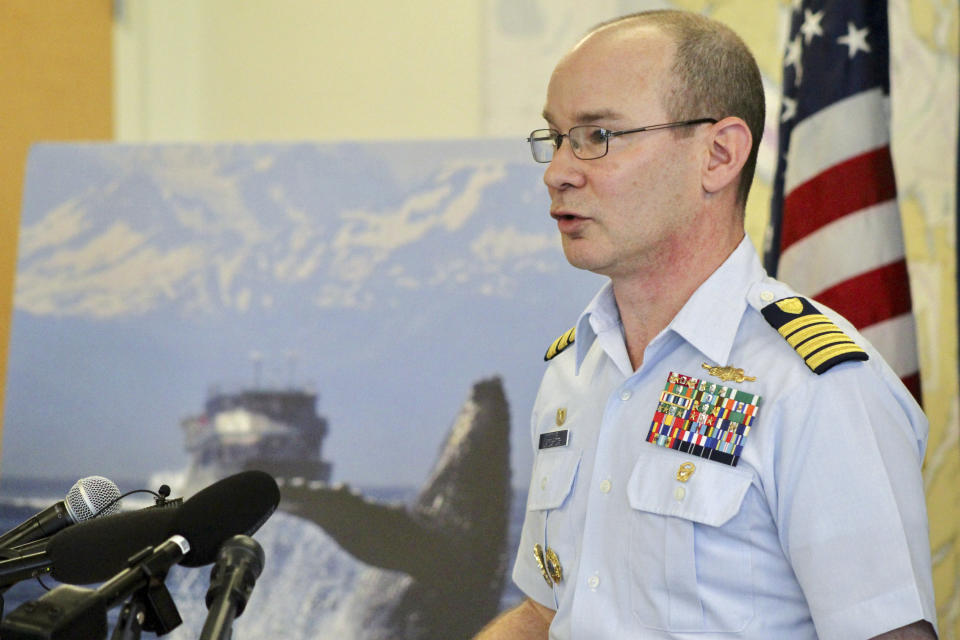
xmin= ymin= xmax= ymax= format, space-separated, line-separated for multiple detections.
xmin=65 ymin=476 xmax=122 ymax=522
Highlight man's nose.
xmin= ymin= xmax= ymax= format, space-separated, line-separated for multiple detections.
xmin=543 ymin=141 xmax=586 ymax=191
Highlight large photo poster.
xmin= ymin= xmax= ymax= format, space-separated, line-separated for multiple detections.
xmin=1 ymin=140 xmax=601 ymax=637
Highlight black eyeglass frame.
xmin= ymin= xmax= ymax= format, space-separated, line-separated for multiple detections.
xmin=526 ymin=118 xmax=718 ymax=163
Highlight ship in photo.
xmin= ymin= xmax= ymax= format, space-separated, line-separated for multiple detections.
xmin=180 ymin=385 xmax=332 ymax=492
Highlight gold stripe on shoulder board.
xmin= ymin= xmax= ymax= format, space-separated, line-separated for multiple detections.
xmin=760 ymin=296 xmax=868 ymax=374
xmin=544 ymin=327 xmax=576 ymax=361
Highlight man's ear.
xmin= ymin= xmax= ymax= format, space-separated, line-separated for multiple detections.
xmin=702 ymin=117 xmax=752 ymax=195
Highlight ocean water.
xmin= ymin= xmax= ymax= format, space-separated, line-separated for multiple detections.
xmin=0 ymin=478 xmax=526 ymax=638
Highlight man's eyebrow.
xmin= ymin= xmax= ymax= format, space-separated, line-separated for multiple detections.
xmin=573 ymin=109 xmax=623 ymax=122
xmin=541 ymin=109 xmax=625 ymax=126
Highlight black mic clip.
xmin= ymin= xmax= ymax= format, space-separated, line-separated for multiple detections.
xmin=152 ymin=484 xmax=183 ymax=510
xmin=108 ymin=544 xmax=182 ymax=640
xmin=110 ymin=584 xmax=179 ymax=640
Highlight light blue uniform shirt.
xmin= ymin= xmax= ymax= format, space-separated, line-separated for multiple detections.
xmin=512 ymin=238 xmax=936 ymax=639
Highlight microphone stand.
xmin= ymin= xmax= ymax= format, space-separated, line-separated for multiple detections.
xmin=1 ymin=538 xmax=187 ymax=640
xmin=0 ymin=572 xmax=182 ymax=640
xmin=111 ymin=597 xmax=147 ymax=640
xmin=109 ymin=576 xmax=181 ymax=640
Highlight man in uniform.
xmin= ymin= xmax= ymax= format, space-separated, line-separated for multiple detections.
xmin=476 ymin=9 xmax=937 ymax=640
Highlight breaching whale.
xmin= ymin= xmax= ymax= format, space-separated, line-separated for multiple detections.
xmin=278 ymin=376 xmax=512 ymax=639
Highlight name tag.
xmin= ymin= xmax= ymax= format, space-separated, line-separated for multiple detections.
xmin=539 ymin=430 xmax=569 ymax=450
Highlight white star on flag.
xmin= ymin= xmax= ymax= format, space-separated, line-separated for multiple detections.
xmin=837 ymin=21 xmax=871 ymax=58
xmin=784 ymin=35 xmax=804 ymax=84
xmin=800 ymin=9 xmax=825 ymax=44
xmin=780 ymin=96 xmax=798 ymax=122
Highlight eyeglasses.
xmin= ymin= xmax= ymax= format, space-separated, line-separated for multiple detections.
xmin=526 ymin=118 xmax=717 ymax=163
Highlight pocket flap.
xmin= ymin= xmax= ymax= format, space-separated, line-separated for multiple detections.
xmin=527 ymin=448 xmax=581 ymax=511
xmin=627 ymin=445 xmax=752 ymax=527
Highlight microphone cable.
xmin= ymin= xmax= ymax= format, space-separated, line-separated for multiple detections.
xmin=90 ymin=484 xmax=182 ymax=519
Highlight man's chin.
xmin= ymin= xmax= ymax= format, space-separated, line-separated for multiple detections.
xmin=561 ymin=244 xmax=611 ymax=275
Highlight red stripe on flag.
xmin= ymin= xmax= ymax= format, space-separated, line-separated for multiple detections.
xmin=901 ymin=372 xmax=922 ymax=405
xmin=781 ymin=147 xmax=897 ymax=250
xmin=813 ymin=259 xmax=913 ymax=328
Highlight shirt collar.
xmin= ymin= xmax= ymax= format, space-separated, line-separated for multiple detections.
xmin=669 ymin=235 xmax=762 ymax=365
xmin=574 ymin=236 xmax=764 ymax=372
xmin=575 ymin=280 xmax=618 ymax=373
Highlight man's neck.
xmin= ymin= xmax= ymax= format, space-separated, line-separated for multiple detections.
xmin=611 ymin=230 xmax=744 ymax=371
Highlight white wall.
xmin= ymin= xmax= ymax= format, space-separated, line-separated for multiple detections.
xmin=113 ymin=0 xmax=484 ymax=141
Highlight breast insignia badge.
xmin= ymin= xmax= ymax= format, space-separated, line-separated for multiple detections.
xmin=701 ymin=363 xmax=756 ymax=383
xmin=676 ymin=462 xmax=696 ymax=482
xmin=545 ymin=548 xmax=563 ymax=584
xmin=533 ymin=544 xmax=553 ymax=587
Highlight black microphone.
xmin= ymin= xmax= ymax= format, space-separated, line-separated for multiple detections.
xmin=1 ymin=535 xmax=191 ymax=640
xmin=0 ymin=476 xmax=121 ymax=549
xmin=173 ymin=470 xmax=279 ymax=568
xmin=47 ymin=470 xmax=279 ymax=584
xmin=199 ymin=535 xmax=265 ymax=640
xmin=0 ymin=506 xmax=178 ymax=588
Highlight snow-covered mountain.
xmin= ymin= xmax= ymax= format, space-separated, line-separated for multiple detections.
xmin=4 ymin=140 xmax=602 ymax=489
xmin=16 ymin=142 xmax=569 ymax=318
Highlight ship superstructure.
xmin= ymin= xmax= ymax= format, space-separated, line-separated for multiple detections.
xmin=181 ymin=386 xmax=332 ymax=490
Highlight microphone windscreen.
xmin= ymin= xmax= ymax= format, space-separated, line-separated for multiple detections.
xmin=173 ymin=470 xmax=279 ymax=567
xmin=47 ymin=506 xmax=180 ymax=584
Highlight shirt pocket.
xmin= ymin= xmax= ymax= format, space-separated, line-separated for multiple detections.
xmin=526 ymin=447 xmax=581 ymax=511
xmin=626 ymin=444 xmax=755 ymax=633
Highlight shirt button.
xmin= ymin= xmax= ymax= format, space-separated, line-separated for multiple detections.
xmin=587 ymin=575 xmax=600 ymax=590
xmin=760 ymin=290 xmax=775 ymax=302
xmin=599 ymin=479 xmax=612 ymax=493
xmin=620 ymin=390 xmax=632 ymax=401
xmin=674 ymin=486 xmax=686 ymax=502
xmin=540 ymin=477 xmax=548 ymax=490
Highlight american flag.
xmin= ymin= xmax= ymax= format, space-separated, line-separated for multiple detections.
xmin=764 ymin=0 xmax=921 ymax=402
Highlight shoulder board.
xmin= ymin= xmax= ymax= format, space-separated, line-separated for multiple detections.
xmin=544 ymin=327 xmax=576 ymax=361
xmin=761 ymin=296 xmax=868 ymax=374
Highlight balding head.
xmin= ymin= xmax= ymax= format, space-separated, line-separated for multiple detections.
xmin=574 ymin=11 xmax=765 ymax=207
